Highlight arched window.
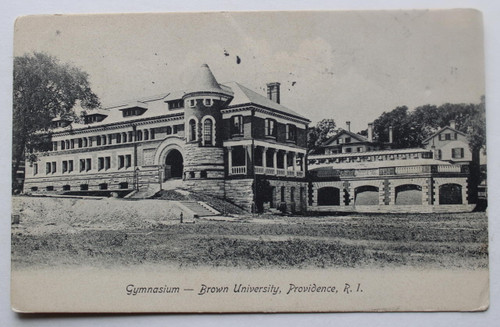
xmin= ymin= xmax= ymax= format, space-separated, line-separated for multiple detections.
xmin=202 ymin=116 xmax=215 ymax=146
xmin=188 ymin=118 xmax=197 ymax=142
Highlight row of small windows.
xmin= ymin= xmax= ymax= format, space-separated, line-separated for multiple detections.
xmin=31 ymin=182 xmax=130 ymax=192
xmin=34 ymin=155 xmax=132 ymax=175
xmin=187 ymin=98 xmax=213 ymax=108
xmin=52 ymin=128 xmax=158 ymax=151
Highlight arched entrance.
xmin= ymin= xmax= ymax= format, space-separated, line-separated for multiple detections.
xmin=164 ymin=149 xmax=183 ymax=180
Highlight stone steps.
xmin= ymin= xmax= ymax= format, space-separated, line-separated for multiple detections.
xmin=178 ymin=201 xmax=220 ymax=217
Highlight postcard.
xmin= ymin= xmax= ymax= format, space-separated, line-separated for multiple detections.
xmin=11 ymin=9 xmax=488 ymax=313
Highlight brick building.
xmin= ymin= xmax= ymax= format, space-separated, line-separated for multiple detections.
xmin=23 ymin=64 xmax=310 ymax=212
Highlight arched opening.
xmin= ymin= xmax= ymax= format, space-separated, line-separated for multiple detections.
xmin=354 ymin=185 xmax=379 ymax=205
xmin=165 ymin=149 xmax=184 ymax=180
xmin=395 ymin=184 xmax=422 ymax=205
xmin=439 ymin=183 xmax=463 ymax=204
xmin=317 ymin=187 xmax=340 ymax=206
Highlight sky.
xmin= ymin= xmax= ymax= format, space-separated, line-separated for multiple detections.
xmin=13 ymin=10 xmax=484 ymax=132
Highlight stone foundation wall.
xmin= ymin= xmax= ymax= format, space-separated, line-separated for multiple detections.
xmin=225 ymin=179 xmax=254 ymax=211
xmin=183 ymin=178 xmax=226 ymax=198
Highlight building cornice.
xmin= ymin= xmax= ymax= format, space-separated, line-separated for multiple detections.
xmin=53 ymin=113 xmax=184 ymax=137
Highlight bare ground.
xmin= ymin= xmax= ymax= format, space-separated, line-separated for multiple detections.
xmin=11 ymin=196 xmax=489 ymax=270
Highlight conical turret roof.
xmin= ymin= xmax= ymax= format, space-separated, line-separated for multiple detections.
xmin=185 ymin=64 xmax=233 ymax=97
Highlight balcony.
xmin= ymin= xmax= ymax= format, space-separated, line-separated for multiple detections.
xmin=229 ymin=165 xmax=305 ymax=178
xmin=231 ymin=166 xmax=247 ymax=175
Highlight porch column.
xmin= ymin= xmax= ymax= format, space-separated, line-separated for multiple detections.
xmin=227 ymin=147 xmax=232 ymax=175
xmin=273 ymin=149 xmax=277 ymax=174
xmin=262 ymin=147 xmax=267 ymax=172
xmin=293 ymin=152 xmax=297 ymax=175
xmin=283 ymin=151 xmax=288 ymax=172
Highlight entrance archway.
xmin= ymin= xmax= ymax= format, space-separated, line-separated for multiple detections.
xmin=165 ymin=149 xmax=183 ymax=180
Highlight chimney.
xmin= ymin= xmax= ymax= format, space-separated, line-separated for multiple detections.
xmin=346 ymin=121 xmax=351 ymax=132
xmin=450 ymin=120 xmax=456 ymax=129
xmin=389 ymin=125 xmax=393 ymax=144
xmin=266 ymin=82 xmax=281 ymax=104
xmin=368 ymin=123 xmax=373 ymax=142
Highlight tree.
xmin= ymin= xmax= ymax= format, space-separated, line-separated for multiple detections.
xmin=12 ymin=52 xmax=100 ymax=192
xmin=307 ymin=118 xmax=337 ymax=153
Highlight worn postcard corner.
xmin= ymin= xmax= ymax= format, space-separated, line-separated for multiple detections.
xmin=11 ymin=9 xmax=488 ymax=313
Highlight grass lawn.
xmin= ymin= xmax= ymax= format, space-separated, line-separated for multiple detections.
xmin=11 ymin=197 xmax=488 ymax=270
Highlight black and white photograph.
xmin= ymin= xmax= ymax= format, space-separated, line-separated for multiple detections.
xmin=9 ymin=9 xmax=489 ymax=313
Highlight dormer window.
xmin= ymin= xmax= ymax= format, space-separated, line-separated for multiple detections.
xmin=84 ymin=114 xmax=107 ymax=124
xmin=204 ymin=98 xmax=212 ymax=107
xmin=189 ymin=99 xmax=196 ymax=107
xmin=122 ymin=107 xmax=146 ymax=117
xmin=167 ymin=99 xmax=184 ymax=110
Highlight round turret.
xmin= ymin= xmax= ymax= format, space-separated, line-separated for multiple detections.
xmin=182 ymin=64 xmax=233 ymax=195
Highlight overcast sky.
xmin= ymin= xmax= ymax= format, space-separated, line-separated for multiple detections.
xmin=14 ymin=10 xmax=484 ymax=132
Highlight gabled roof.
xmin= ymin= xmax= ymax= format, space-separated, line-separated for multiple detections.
xmin=422 ymin=126 xmax=467 ymax=144
xmin=323 ymin=129 xmax=368 ymax=147
xmin=223 ymin=81 xmax=310 ymax=122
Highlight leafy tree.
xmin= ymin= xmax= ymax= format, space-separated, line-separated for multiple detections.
xmin=12 ymin=52 xmax=100 ymax=192
xmin=307 ymin=118 xmax=337 ymax=153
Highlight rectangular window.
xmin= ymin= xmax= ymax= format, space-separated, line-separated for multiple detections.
xmin=80 ymin=159 xmax=85 ymax=172
xmin=46 ymin=162 xmax=51 ymax=174
xmin=86 ymin=158 xmax=92 ymax=171
xmin=125 ymin=155 xmax=132 ymax=168
xmin=68 ymin=160 xmax=73 ymax=172
xmin=286 ymin=124 xmax=297 ymax=142
xmin=150 ymin=129 xmax=155 ymax=139
xmin=98 ymin=157 xmax=104 ymax=171
xmin=52 ymin=162 xmax=57 ymax=173
xmin=108 ymin=135 xmax=113 ymax=144
xmin=345 ymin=137 xmax=351 ymax=143
xmin=357 ymin=147 xmax=362 ymax=152
xmin=452 ymin=148 xmax=464 ymax=159
xmin=345 ymin=148 xmax=352 ymax=153
xmin=118 ymin=155 xmax=125 ymax=169
xmin=454 ymin=133 xmax=458 ymax=140
xmin=96 ymin=137 xmax=101 ymax=146
xmin=231 ymin=116 xmax=243 ymax=135
xmin=62 ymin=161 xmax=68 ymax=173
xmin=70 ymin=140 xmax=75 ymax=149
xmin=33 ymin=163 xmax=38 ymax=175
xmin=105 ymin=157 xmax=111 ymax=170
xmin=265 ymin=119 xmax=276 ymax=137
xmin=53 ymin=142 xmax=58 ymax=151
xmin=445 ymin=133 xmax=451 ymax=140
